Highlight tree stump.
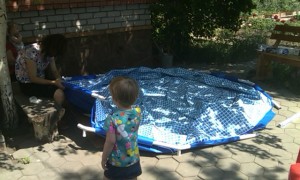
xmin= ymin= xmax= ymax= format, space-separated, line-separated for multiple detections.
xmin=12 ymin=82 xmax=62 ymax=142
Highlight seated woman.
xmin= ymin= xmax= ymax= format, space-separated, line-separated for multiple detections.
xmin=6 ymin=21 xmax=24 ymax=81
xmin=15 ymin=34 xmax=68 ymax=128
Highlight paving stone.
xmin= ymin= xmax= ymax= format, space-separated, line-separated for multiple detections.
xmin=59 ymin=161 xmax=84 ymax=172
xmin=279 ymin=101 xmax=298 ymax=107
xmin=21 ymin=162 xmax=45 ymax=175
xmin=140 ymin=156 xmax=158 ymax=168
xmin=255 ymin=156 xmax=278 ymax=168
xmin=29 ymin=151 xmax=50 ymax=162
xmin=79 ymin=152 xmax=101 ymax=166
xmin=194 ymin=152 xmax=218 ymax=167
xmin=183 ymin=177 xmax=201 ymax=180
xmin=294 ymin=138 xmax=300 ymax=145
xmin=3 ymin=77 xmax=300 ymax=180
xmin=292 ymin=153 xmax=300 ymax=161
xmin=216 ymin=158 xmax=240 ymax=172
xmin=155 ymin=171 xmax=183 ymax=180
xmin=155 ymin=158 xmax=179 ymax=172
xmin=78 ymin=165 xmax=103 ymax=180
xmin=254 ymin=134 xmax=280 ymax=150
xmin=0 ymin=169 xmax=23 ymax=180
xmin=282 ymin=142 xmax=300 ymax=154
xmin=232 ymin=150 xmax=256 ymax=163
xmin=266 ymin=120 xmax=276 ymax=128
xmin=57 ymin=171 xmax=81 ymax=180
xmin=240 ymin=162 xmax=264 ymax=176
xmin=19 ymin=175 xmax=39 ymax=180
xmin=278 ymin=110 xmax=296 ymax=118
xmin=198 ymin=166 xmax=224 ymax=180
xmin=44 ymin=155 xmax=67 ymax=168
xmin=275 ymin=105 xmax=288 ymax=111
xmin=285 ymin=129 xmax=300 ymax=138
xmin=139 ymin=165 xmax=161 ymax=180
xmin=263 ymin=166 xmax=289 ymax=180
xmin=13 ymin=148 xmax=34 ymax=159
xmin=248 ymin=176 xmax=269 ymax=180
xmin=272 ymin=114 xmax=287 ymax=122
xmin=33 ymin=143 xmax=54 ymax=153
xmin=140 ymin=156 xmax=159 ymax=180
xmin=193 ymin=147 xmax=213 ymax=154
xmin=278 ymin=159 xmax=294 ymax=172
xmin=275 ymin=133 xmax=294 ymax=143
xmin=156 ymin=154 xmax=174 ymax=159
xmin=210 ymin=146 xmax=232 ymax=159
xmin=264 ymin=126 xmax=285 ymax=134
xmin=282 ymin=122 xmax=297 ymax=129
xmin=63 ymin=149 xmax=88 ymax=161
xmin=173 ymin=151 xmax=196 ymax=163
xmin=38 ymin=168 xmax=61 ymax=180
xmin=222 ymin=170 xmax=249 ymax=180
xmin=176 ymin=162 xmax=200 ymax=177
xmin=269 ymin=148 xmax=292 ymax=160
xmin=293 ymin=119 xmax=300 ymax=125
xmin=288 ymin=107 xmax=300 ymax=113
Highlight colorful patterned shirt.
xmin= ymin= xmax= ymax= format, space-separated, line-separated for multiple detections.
xmin=15 ymin=43 xmax=51 ymax=83
xmin=103 ymin=107 xmax=141 ymax=167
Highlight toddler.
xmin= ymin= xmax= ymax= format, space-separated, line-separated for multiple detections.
xmin=101 ymin=76 xmax=142 ymax=180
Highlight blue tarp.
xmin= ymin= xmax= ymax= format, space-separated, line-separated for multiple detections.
xmin=63 ymin=67 xmax=275 ymax=153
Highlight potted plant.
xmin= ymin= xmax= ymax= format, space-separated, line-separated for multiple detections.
xmin=150 ymin=1 xmax=188 ymax=67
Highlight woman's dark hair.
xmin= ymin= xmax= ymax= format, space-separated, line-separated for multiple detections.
xmin=41 ymin=34 xmax=67 ymax=59
xmin=7 ymin=21 xmax=15 ymax=36
xmin=6 ymin=21 xmax=18 ymax=40
xmin=109 ymin=76 xmax=139 ymax=108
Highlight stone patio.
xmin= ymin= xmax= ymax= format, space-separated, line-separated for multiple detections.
xmin=0 ymin=61 xmax=300 ymax=180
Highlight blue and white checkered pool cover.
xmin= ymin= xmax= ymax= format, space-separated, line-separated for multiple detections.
xmin=64 ymin=67 xmax=275 ymax=153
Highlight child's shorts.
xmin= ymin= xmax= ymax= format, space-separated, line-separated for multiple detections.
xmin=104 ymin=161 xmax=142 ymax=180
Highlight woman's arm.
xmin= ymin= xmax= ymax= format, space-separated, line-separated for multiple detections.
xmin=26 ymin=59 xmax=63 ymax=88
xmin=49 ymin=57 xmax=61 ymax=79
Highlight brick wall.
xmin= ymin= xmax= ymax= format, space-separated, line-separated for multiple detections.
xmin=6 ymin=1 xmax=153 ymax=42
xmin=6 ymin=0 xmax=158 ymax=75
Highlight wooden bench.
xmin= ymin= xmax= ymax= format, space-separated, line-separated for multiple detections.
xmin=256 ymin=24 xmax=300 ymax=80
xmin=12 ymin=82 xmax=63 ymax=142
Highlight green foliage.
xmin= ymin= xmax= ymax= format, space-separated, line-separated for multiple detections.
xmin=151 ymin=0 xmax=255 ymax=57
xmin=272 ymin=63 xmax=300 ymax=93
xmin=253 ymin=0 xmax=300 ymax=13
xmin=188 ymin=30 xmax=266 ymax=64
xmin=246 ymin=18 xmax=276 ymax=32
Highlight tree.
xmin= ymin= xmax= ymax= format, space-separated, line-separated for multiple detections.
xmin=0 ymin=0 xmax=18 ymax=131
xmin=151 ymin=0 xmax=256 ymax=59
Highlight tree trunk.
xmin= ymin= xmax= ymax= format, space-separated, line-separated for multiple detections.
xmin=0 ymin=0 xmax=18 ymax=130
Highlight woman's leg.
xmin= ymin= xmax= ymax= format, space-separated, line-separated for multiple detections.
xmin=53 ymin=89 xmax=65 ymax=106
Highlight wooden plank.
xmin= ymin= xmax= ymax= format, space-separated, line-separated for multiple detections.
xmin=256 ymin=25 xmax=300 ymax=80
xmin=270 ymin=34 xmax=300 ymax=42
xmin=274 ymin=25 xmax=300 ymax=33
xmin=258 ymin=52 xmax=300 ymax=67
xmin=269 ymin=25 xmax=300 ymax=43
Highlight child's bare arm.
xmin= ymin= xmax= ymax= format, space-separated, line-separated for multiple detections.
xmin=101 ymin=128 xmax=116 ymax=170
